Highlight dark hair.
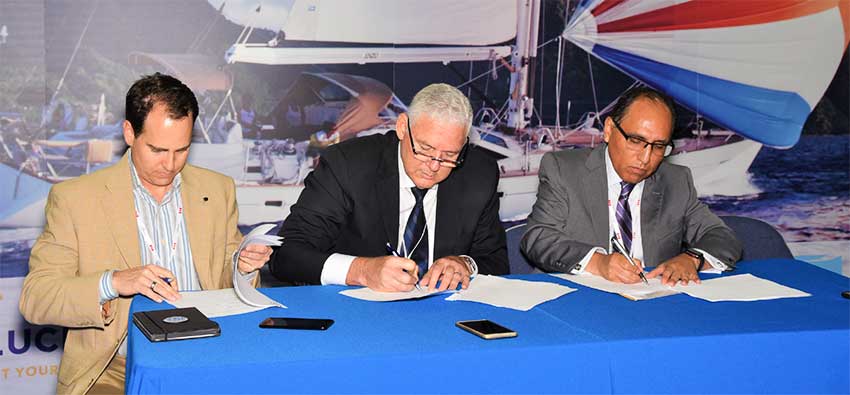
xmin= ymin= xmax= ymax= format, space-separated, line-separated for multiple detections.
xmin=125 ymin=73 xmax=199 ymax=137
xmin=608 ymin=86 xmax=676 ymax=128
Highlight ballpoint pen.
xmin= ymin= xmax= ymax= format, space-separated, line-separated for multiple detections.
xmin=385 ymin=243 xmax=422 ymax=290
xmin=610 ymin=236 xmax=649 ymax=285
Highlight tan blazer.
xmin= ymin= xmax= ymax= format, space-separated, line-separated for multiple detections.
xmin=19 ymin=154 xmax=243 ymax=395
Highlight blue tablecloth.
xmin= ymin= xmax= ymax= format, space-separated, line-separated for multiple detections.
xmin=126 ymin=259 xmax=850 ymax=394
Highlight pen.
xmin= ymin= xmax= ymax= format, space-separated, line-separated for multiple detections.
xmin=386 ymin=243 xmax=421 ymax=290
xmin=610 ymin=236 xmax=648 ymax=285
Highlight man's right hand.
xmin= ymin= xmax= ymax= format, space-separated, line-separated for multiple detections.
xmin=112 ymin=265 xmax=180 ymax=303
xmin=347 ymin=256 xmax=419 ymax=292
xmin=586 ymin=252 xmax=644 ymax=284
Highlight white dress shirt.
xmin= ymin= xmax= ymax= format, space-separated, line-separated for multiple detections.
xmin=571 ymin=147 xmax=726 ymax=274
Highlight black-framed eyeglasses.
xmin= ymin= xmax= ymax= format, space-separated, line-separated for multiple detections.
xmin=611 ymin=118 xmax=674 ymax=157
xmin=406 ymin=117 xmax=468 ymax=168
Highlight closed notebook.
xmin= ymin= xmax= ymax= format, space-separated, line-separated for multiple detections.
xmin=132 ymin=307 xmax=220 ymax=342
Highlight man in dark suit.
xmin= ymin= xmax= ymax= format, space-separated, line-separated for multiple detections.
xmin=271 ymin=83 xmax=508 ymax=291
xmin=521 ymin=87 xmax=741 ymax=285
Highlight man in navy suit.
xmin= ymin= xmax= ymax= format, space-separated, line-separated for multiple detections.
xmin=271 ymin=83 xmax=508 ymax=291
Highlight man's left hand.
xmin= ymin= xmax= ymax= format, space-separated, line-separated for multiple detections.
xmin=420 ymin=256 xmax=471 ymax=292
xmin=237 ymin=244 xmax=272 ymax=274
xmin=646 ymin=253 xmax=701 ymax=286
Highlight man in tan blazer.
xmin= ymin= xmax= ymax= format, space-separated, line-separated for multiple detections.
xmin=19 ymin=73 xmax=272 ymax=395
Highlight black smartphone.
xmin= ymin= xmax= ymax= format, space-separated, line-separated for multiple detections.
xmin=259 ymin=317 xmax=334 ymax=330
xmin=456 ymin=319 xmax=517 ymax=339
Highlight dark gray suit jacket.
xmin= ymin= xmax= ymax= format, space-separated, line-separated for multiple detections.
xmin=521 ymin=145 xmax=741 ymax=272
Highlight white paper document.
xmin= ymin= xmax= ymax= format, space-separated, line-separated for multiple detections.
xmin=232 ymin=224 xmax=286 ymax=309
xmin=172 ymin=288 xmax=269 ymax=318
xmin=672 ymin=273 xmax=811 ymax=302
xmin=339 ymin=286 xmax=449 ymax=302
xmin=552 ymin=272 xmax=810 ymax=302
xmin=550 ymin=273 xmax=678 ymax=300
xmin=445 ymin=275 xmax=576 ymax=311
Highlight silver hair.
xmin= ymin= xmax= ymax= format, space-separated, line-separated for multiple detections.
xmin=407 ymin=83 xmax=473 ymax=136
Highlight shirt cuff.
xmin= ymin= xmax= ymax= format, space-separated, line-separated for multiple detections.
xmin=99 ymin=270 xmax=119 ymax=305
xmin=571 ymin=247 xmax=607 ymax=274
xmin=458 ymin=255 xmax=478 ymax=278
xmin=321 ymin=253 xmax=357 ymax=285
xmin=694 ymin=249 xmax=727 ymax=274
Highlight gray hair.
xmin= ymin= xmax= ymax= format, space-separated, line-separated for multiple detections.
xmin=407 ymin=83 xmax=473 ymax=136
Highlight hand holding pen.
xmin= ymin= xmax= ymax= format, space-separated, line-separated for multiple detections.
xmin=385 ymin=243 xmax=422 ymax=291
xmin=610 ymin=236 xmax=649 ymax=285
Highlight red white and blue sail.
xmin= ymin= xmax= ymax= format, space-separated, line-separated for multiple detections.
xmin=564 ymin=0 xmax=850 ymax=148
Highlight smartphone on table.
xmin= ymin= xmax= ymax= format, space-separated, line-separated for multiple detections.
xmin=456 ymin=319 xmax=517 ymax=339
xmin=259 ymin=317 xmax=334 ymax=330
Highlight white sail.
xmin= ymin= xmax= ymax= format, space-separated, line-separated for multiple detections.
xmin=209 ymin=0 xmax=517 ymax=45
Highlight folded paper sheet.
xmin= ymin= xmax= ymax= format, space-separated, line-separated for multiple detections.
xmin=232 ymin=224 xmax=286 ymax=309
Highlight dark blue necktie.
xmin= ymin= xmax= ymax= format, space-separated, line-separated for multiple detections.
xmin=403 ymin=187 xmax=429 ymax=278
xmin=616 ymin=181 xmax=635 ymax=254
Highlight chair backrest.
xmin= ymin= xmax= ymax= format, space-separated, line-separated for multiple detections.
xmin=719 ymin=215 xmax=793 ymax=261
xmin=259 ymin=264 xmax=289 ymax=288
xmin=86 ymin=139 xmax=113 ymax=163
xmin=504 ymin=223 xmax=540 ymax=274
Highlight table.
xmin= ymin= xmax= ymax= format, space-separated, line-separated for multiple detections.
xmin=126 ymin=259 xmax=850 ymax=393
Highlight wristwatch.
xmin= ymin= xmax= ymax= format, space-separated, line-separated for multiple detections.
xmin=684 ymin=248 xmax=705 ymax=271
xmin=459 ymin=255 xmax=477 ymax=276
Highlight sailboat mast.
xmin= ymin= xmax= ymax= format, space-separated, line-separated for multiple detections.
xmin=507 ymin=0 xmax=540 ymax=131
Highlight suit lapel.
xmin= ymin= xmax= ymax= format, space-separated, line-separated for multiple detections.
xmin=180 ymin=168 xmax=214 ymax=290
xmin=640 ymin=172 xmax=664 ymax=265
xmin=582 ymin=146 xmax=610 ymax=246
xmin=375 ymin=138 xmax=400 ymax=248
xmin=434 ymin=173 xmax=460 ymax=258
xmin=101 ymin=154 xmax=141 ymax=269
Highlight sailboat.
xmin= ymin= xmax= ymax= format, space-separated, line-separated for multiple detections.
xmin=192 ymin=0 xmax=847 ymax=225
xmin=1 ymin=1 xmax=846 ymax=229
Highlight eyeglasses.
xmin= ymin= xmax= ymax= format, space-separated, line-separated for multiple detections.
xmin=611 ymin=118 xmax=674 ymax=157
xmin=406 ymin=117 xmax=468 ymax=168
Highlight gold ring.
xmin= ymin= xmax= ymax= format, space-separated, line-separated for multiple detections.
xmin=150 ymin=280 xmax=157 ymax=291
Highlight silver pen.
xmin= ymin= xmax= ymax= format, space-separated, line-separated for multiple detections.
xmin=610 ymin=236 xmax=648 ymax=285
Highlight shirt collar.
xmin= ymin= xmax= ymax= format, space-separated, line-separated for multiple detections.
xmin=604 ymin=146 xmax=623 ymax=189
xmin=128 ymin=148 xmax=182 ymax=203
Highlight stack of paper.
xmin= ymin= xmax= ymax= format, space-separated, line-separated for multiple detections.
xmin=552 ymin=272 xmax=811 ymax=302
xmin=172 ymin=288 xmax=268 ymax=318
xmin=445 ymin=275 xmax=576 ymax=311
xmin=550 ymin=273 xmax=677 ymax=300
xmin=232 ymin=224 xmax=286 ymax=309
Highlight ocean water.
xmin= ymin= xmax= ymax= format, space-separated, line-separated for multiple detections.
xmin=703 ymin=135 xmax=850 ymax=242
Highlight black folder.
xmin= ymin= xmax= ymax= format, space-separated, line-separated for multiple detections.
xmin=132 ymin=307 xmax=220 ymax=342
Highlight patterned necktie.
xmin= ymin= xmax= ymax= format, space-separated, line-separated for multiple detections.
xmin=403 ymin=187 xmax=429 ymax=277
xmin=616 ymin=181 xmax=635 ymax=255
